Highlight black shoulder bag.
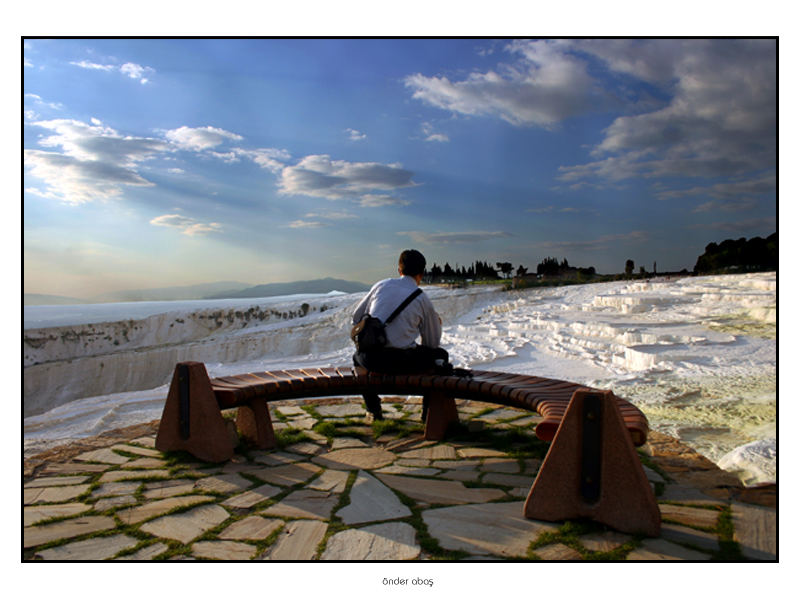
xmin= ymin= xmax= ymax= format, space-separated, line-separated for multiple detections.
xmin=351 ymin=288 xmax=423 ymax=352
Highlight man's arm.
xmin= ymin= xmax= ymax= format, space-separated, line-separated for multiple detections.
xmin=352 ymin=289 xmax=373 ymax=324
xmin=419 ymin=295 xmax=442 ymax=348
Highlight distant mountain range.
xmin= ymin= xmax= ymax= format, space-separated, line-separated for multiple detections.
xmin=25 ymin=278 xmax=370 ymax=305
xmin=24 ymin=293 xmax=92 ymax=306
xmin=203 ymin=278 xmax=369 ymax=299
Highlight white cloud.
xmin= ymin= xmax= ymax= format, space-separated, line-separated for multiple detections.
xmin=535 ymin=231 xmax=648 ymax=253
xmin=346 ymin=128 xmax=367 ymax=141
xmin=556 ymin=39 xmax=776 ymax=188
xmin=305 ymin=211 xmax=357 ymax=220
xmin=425 ymin=133 xmax=450 ymax=143
xmin=165 ymin=126 xmax=244 ymax=151
xmin=359 ymin=194 xmax=410 ymax=207
xmin=120 ymin=62 xmax=153 ymax=84
xmin=150 ymin=214 xmax=222 ymax=236
xmin=278 ymin=154 xmax=416 ymax=203
xmin=71 ymin=59 xmax=155 ymax=84
xmin=656 ymin=174 xmax=776 ymax=202
xmin=405 ymin=39 xmax=600 ymax=128
xmin=399 ymin=230 xmax=512 ymax=244
xmin=24 ymin=119 xmax=168 ymax=204
xmin=287 ymin=219 xmax=325 ymax=229
xmin=70 ymin=60 xmax=115 ymax=71
xmin=234 ymin=147 xmax=292 ymax=173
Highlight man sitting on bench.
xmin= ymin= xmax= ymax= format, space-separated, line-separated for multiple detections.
xmin=352 ymin=249 xmax=451 ymax=421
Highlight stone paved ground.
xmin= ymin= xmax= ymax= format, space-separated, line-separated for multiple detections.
xmin=23 ymin=396 xmax=777 ymax=561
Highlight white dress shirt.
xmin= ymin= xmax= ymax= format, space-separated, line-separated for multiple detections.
xmin=352 ymin=276 xmax=442 ymax=349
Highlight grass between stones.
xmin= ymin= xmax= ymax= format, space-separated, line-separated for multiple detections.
xmin=26 ymin=401 xmax=755 ymax=562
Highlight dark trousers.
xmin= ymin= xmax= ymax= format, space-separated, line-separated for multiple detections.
xmin=353 ymin=345 xmax=450 ymax=419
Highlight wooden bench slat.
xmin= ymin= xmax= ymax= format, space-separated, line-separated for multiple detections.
xmin=203 ymin=365 xmax=649 ymax=446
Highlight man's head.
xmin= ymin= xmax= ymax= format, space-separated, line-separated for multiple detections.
xmin=398 ymin=249 xmax=426 ymax=278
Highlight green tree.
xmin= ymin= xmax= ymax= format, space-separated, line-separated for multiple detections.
xmin=625 ymin=259 xmax=634 ymax=276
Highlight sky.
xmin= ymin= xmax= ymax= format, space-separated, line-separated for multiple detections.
xmin=23 ymin=37 xmax=777 ymax=298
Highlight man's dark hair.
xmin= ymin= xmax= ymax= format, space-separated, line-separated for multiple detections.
xmin=399 ymin=249 xmax=426 ymax=277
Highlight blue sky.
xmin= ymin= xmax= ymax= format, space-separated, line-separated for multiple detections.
xmin=23 ymin=38 xmax=777 ymax=297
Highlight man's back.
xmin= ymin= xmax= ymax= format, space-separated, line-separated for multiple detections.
xmin=352 ymin=276 xmax=441 ymax=349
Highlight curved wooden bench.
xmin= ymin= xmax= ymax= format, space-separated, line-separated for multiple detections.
xmin=155 ymin=362 xmax=649 ymax=462
xmin=154 ymin=361 xmax=660 ymax=535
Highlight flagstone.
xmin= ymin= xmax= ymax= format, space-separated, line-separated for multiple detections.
xmin=422 ymin=501 xmax=555 ymax=557
xmin=731 ymin=501 xmax=776 ymax=560
xmin=312 ymin=448 xmax=396 ymax=470
xmin=522 ymin=459 xmax=542 ymax=474
xmin=24 ymin=503 xmax=90 ymax=526
xmin=25 ymin=475 xmax=90 ymax=488
xmin=376 ymin=473 xmax=506 ymax=505
xmin=308 ymin=469 xmax=350 ymax=493
xmin=251 ymin=451 xmax=305 ymax=465
xmin=289 ymin=417 xmax=318 ymax=429
xmin=285 ymin=442 xmax=325 ymax=456
xmin=40 ymin=462 xmax=111 ymax=475
xmin=659 ymin=503 xmax=720 ymax=529
xmin=261 ymin=489 xmax=339 ymax=520
xmin=249 ymin=462 xmax=322 ymax=486
xmin=660 ymin=523 xmax=719 ymax=552
xmin=643 ymin=465 xmax=666 ymax=484
xmin=112 ymin=444 xmax=163 ymax=457
xmin=24 ymin=515 xmax=116 ymax=548
xmin=396 ymin=458 xmax=431 ymax=467
xmin=116 ymin=495 xmax=213 ymax=525
xmin=222 ymin=483 xmax=282 ymax=509
xmin=140 ymin=504 xmax=230 ymax=544
xmin=330 ymin=437 xmax=369 ymax=450
xmin=385 ymin=438 xmax=434 ymax=453
xmin=94 ymin=495 xmax=138 ymax=511
xmin=192 ymin=540 xmax=257 ymax=560
xmin=320 ymin=522 xmax=420 ymax=560
xmin=482 ymin=473 xmax=535 ymax=488
xmin=219 ymin=516 xmax=283 ymax=541
xmin=73 ymin=448 xmax=131 ymax=464
xmin=118 ymin=542 xmax=169 ymax=560
xmin=336 ymin=470 xmax=411 ymax=525
xmin=579 ymin=531 xmax=633 ymax=554
xmin=398 ymin=445 xmax=457 ymax=460
xmin=124 ymin=457 xmax=169 ymax=469
xmin=658 ymin=484 xmax=728 ymax=506
xmin=510 ymin=415 xmax=542 ymax=427
xmin=24 ymin=484 xmax=91 ymax=504
xmin=481 ymin=408 xmax=527 ymax=421
xmin=275 ymin=405 xmax=307 ymax=416
xmin=626 ymin=538 xmax=711 ymax=560
xmin=98 ymin=469 xmax=171 ymax=483
xmin=315 ymin=403 xmax=365 ymax=417
xmin=480 ymin=458 xmax=521 ymax=473
xmin=142 ymin=479 xmax=197 ymax=499
xmin=261 ymin=520 xmax=327 ymax=560
xmin=375 ymin=465 xmax=441 ymax=477
xmin=130 ymin=436 xmax=157 ymax=448
xmin=35 ymin=533 xmax=140 ymax=561
xmin=457 ymin=447 xmax=508 ymax=458
xmin=93 ymin=481 xmax=141 ymax=497
xmin=193 ymin=473 xmax=253 ymax=494
xmin=439 ymin=470 xmax=481 ymax=482
xmin=431 ymin=459 xmax=480 ymax=470
xmin=534 ymin=543 xmax=583 ymax=560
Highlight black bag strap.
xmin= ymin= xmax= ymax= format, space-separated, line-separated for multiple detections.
xmin=385 ymin=288 xmax=423 ymax=323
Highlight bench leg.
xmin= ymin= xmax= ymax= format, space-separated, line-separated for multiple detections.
xmin=423 ymin=391 xmax=459 ymax=440
xmin=155 ymin=362 xmax=235 ymax=463
xmin=523 ymin=389 xmax=661 ymax=537
xmin=236 ymin=400 xmax=277 ymax=450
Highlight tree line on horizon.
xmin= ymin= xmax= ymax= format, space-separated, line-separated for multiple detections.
xmin=423 ymin=232 xmax=777 ymax=285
